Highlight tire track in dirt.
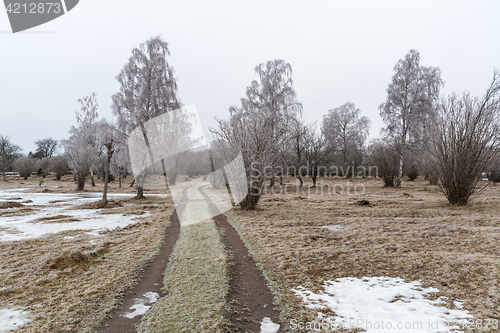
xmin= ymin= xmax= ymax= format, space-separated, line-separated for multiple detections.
xmin=97 ymin=192 xmax=188 ymax=333
xmin=197 ymin=185 xmax=282 ymax=333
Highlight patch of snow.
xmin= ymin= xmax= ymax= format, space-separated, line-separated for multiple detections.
xmin=260 ymin=317 xmax=280 ymax=333
xmin=0 ymin=308 xmax=30 ymax=332
xmin=320 ymin=225 xmax=343 ymax=231
xmin=0 ymin=212 xmax=150 ymax=242
xmin=123 ymin=292 xmax=160 ymax=319
xmin=0 ymin=190 xmax=149 ymax=242
xmin=0 ymin=191 xmax=134 ymax=207
xmin=292 ymin=277 xmax=472 ymax=333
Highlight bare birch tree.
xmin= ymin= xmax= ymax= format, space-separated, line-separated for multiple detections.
xmin=112 ymin=36 xmax=181 ymax=197
xmin=379 ymin=49 xmax=443 ymax=186
xmin=212 ymin=59 xmax=302 ymax=210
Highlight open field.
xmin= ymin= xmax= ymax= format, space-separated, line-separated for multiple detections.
xmin=226 ymin=176 xmax=500 ymax=332
xmin=1 ymin=174 xmax=500 ymax=332
xmin=0 ymin=175 xmax=174 ymax=332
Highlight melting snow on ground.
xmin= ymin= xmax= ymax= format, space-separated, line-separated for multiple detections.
xmin=319 ymin=225 xmax=343 ymax=231
xmin=0 ymin=308 xmax=30 ymax=332
xmin=123 ymin=292 xmax=160 ymax=319
xmin=0 ymin=191 xmax=148 ymax=242
xmin=260 ymin=317 xmax=280 ymax=333
xmin=292 ymin=277 xmax=472 ymax=333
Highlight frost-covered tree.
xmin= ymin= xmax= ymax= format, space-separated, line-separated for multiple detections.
xmin=110 ymin=140 xmax=130 ymax=188
xmin=379 ymin=50 xmax=443 ymax=186
xmin=16 ymin=156 xmax=36 ymax=180
xmin=369 ymin=139 xmax=400 ymax=187
xmin=62 ymin=93 xmax=99 ymax=191
xmin=51 ymin=156 xmax=69 ymax=180
xmin=322 ymin=102 xmax=370 ymax=177
xmin=212 ymin=59 xmax=302 ymax=210
xmin=112 ymin=36 xmax=181 ymax=197
xmin=0 ymin=135 xmax=21 ymax=181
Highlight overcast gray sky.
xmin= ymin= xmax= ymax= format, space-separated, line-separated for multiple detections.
xmin=1 ymin=0 xmax=499 ymax=154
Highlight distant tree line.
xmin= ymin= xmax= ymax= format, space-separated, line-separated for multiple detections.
xmin=2 ymin=42 xmax=499 ymax=209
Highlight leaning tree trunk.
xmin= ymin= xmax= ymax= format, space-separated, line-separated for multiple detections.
xmin=239 ymin=177 xmax=264 ymax=210
xmin=2 ymin=170 xmax=6 ymax=182
xmin=239 ymin=193 xmax=261 ymax=210
xmin=91 ymin=169 xmax=95 ymax=187
xmin=296 ymin=175 xmax=303 ymax=189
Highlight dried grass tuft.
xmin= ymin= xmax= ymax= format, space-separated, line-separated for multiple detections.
xmin=0 ymin=201 xmax=24 ymax=209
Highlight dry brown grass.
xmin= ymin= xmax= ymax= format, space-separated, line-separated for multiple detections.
xmin=226 ymin=176 xmax=500 ymax=332
xmin=0 ymin=201 xmax=24 ymax=209
xmin=0 ymin=175 xmax=174 ymax=332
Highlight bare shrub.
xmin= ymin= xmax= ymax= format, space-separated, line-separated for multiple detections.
xmin=487 ymin=156 xmax=500 ymax=182
xmin=51 ymin=156 xmax=69 ymax=180
xmin=35 ymin=157 xmax=51 ymax=177
xmin=369 ymin=139 xmax=400 ymax=187
xmin=16 ymin=156 xmax=37 ymax=179
xmin=403 ymin=150 xmax=419 ymax=181
xmin=428 ymin=71 xmax=500 ymax=205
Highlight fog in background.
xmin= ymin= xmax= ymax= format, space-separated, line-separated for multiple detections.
xmin=0 ymin=0 xmax=498 ymax=153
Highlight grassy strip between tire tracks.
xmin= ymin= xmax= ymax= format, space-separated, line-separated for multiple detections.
xmin=138 ymin=217 xmax=230 ymax=332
